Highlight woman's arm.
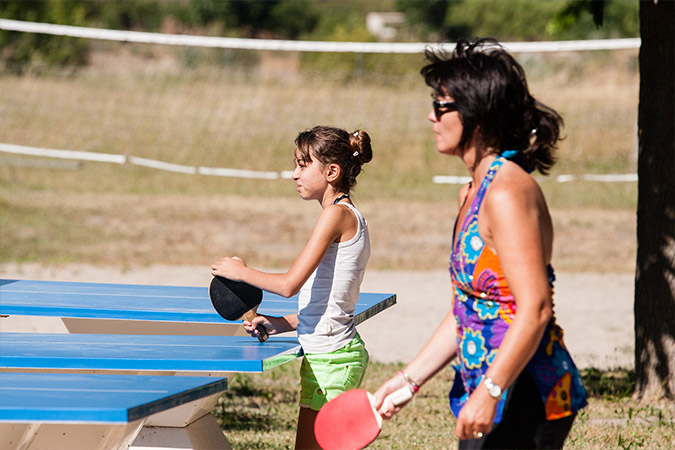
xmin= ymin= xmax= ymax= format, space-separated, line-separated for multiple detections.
xmin=373 ymin=308 xmax=458 ymax=417
xmin=373 ymin=184 xmax=470 ymax=418
xmin=211 ymin=204 xmax=352 ymax=298
xmin=456 ymin=172 xmax=553 ymax=439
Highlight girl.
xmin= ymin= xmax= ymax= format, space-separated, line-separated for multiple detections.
xmin=211 ymin=125 xmax=373 ymax=449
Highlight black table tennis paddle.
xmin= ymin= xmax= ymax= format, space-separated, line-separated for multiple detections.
xmin=209 ymin=276 xmax=268 ymax=342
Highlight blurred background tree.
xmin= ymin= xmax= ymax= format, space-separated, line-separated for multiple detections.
xmin=0 ymin=0 xmax=90 ymax=71
xmin=0 ymin=0 xmax=639 ymax=73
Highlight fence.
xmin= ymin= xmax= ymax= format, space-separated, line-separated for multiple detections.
xmin=0 ymin=20 xmax=639 ymax=185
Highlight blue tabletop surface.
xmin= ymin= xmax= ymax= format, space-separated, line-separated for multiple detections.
xmin=0 ymin=279 xmax=395 ymax=325
xmin=0 ymin=372 xmax=228 ymax=423
xmin=0 ymin=333 xmax=303 ymax=373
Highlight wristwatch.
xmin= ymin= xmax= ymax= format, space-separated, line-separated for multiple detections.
xmin=483 ymin=377 xmax=503 ymax=399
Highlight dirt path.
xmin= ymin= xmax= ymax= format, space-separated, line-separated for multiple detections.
xmin=1 ymin=263 xmax=634 ymax=370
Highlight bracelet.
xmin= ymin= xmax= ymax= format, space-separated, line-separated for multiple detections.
xmin=398 ymin=370 xmax=419 ymax=394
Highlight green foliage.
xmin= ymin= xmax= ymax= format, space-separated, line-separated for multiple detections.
xmin=395 ymin=0 xmax=639 ymax=41
xmin=84 ymin=0 xmax=165 ymax=31
xmin=0 ymin=0 xmax=90 ymax=72
xmin=445 ymin=0 xmax=564 ymax=41
xmin=396 ymin=0 xmax=451 ymax=38
xmin=548 ymin=0 xmax=639 ymax=39
xmin=1 ymin=0 xmax=640 ymax=72
xmin=299 ymin=12 xmax=376 ymax=79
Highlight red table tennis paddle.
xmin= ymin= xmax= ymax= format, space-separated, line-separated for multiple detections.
xmin=209 ymin=276 xmax=268 ymax=342
xmin=314 ymin=386 xmax=413 ymax=450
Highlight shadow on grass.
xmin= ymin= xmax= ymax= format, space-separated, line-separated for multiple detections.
xmin=580 ymin=367 xmax=635 ymax=399
xmin=214 ymin=372 xmax=298 ymax=433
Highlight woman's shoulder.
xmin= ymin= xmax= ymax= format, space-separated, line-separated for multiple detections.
xmin=486 ymin=162 xmax=547 ymax=211
xmin=493 ymin=160 xmax=543 ymax=192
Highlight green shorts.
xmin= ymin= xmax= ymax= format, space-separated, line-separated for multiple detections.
xmin=299 ymin=333 xmax=369 ymax=411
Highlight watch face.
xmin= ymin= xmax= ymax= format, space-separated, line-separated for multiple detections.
xmin=485 ymin=378 xmax=501 ymax=398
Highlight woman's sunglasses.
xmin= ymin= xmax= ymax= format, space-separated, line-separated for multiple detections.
xmin=432 ymin=100 xmax=458 ymax=120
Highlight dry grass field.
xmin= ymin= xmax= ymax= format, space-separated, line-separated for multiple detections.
xmin=0 ymin=189 xmax=635 ymax=273
xmin=1 ymin=47 xmax=638 ymax=272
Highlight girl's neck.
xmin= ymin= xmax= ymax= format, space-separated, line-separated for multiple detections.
xmin=320 ymin=191 xmax=350 ymax=208
xmin=333 ymin=193 xmax=350 ymax=204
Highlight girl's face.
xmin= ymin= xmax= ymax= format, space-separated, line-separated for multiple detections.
xmin=428 ymin=95 xmax=464 ymax=156
xmin=292 ymin=149 xmax=329 ymax=202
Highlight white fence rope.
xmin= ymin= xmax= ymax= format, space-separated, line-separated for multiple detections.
xmin=0 ymin=19 xmax=641 ymax=54
xmin=0 ymin=20 xmax=639 ymax=182
xmin=1 ymin=143 xmax=636 ymax=183
xmin=0 ymin=143 xmax=281 ymax=179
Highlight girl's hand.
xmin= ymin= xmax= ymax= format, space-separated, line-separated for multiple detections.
xmin=454 ymin=387 xmax=497 ymax=441
xmin=211 ymin=256 xmax=247 ymax=281
xmin=373 ymin=374 xmax=413 ymax=420
xmin=242 ymin=315 xmax=282 ymax=337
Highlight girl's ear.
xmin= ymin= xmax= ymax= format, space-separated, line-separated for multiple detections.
xmin=325 ymin=163 xmax=341 ymax=182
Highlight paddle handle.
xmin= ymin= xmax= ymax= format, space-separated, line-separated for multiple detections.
xmin=243 ymin=310 xmax=269 ymax=343
xmin=379 ymin=385 xmax=413 ymax=414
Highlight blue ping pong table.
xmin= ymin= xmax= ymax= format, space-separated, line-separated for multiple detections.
xmin=0 ymin=279 xmax=396 ymax=450
xmin=0 ymin=333 xmax=291 ymax=450
xmin=0 ymin=372 xmax=229 ymax=450
xmin=0 ymin=333 xmax=303 ymax=374
xmin=0 ymin=279 xmax=396 ymax=336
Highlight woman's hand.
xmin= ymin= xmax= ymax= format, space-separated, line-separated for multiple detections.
xmin=373 ymin=374 xmax=413 ymax=420
xmin=211 ymin=256 xmax=247 ymax=281
xmin=454 ymin=386 xmax=497 ymax=440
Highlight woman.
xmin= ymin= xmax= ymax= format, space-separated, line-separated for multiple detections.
xmin=373 ymin=38 xmax=587 ymax=449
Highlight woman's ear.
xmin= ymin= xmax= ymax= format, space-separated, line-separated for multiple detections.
xmin=325 ymin=163 xmax=341 ymax=182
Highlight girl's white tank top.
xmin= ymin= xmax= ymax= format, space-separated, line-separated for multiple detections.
xmin=297 ymin=202 xmax=370 ymax=354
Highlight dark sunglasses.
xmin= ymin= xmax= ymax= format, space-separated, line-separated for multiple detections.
xmin=432 ymin=100 xmax=458 ymax=120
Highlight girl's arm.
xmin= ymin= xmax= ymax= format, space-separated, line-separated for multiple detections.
xmin=455 ymin=173 xmax=553 ymax=439
xmin=211 ymin=204 xmax=352 ymax=298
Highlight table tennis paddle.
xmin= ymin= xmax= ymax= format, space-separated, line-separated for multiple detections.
xmin=209 ymin=276 xmax=268 ymax=342
xmin=314 ymin=386 xmax=413 ymax=450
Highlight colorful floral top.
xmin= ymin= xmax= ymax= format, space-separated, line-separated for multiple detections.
xmin=448 ymin=156 xmax=587 ymax=423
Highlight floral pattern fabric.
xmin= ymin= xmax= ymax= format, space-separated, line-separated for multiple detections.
xmin=448 ymin=157 xmax=587 ymax=423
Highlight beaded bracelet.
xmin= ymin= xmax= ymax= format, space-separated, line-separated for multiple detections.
xmin=397 ymin=370 xmax=419 ymax=394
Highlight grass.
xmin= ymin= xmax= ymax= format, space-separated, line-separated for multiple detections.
xmin=0 ymin=48 xmax=639 ymax=203
xmin=215 ymin=360 xmax=674 ymax=449
xmin=0 ymin=47 xmax=639 ymax=270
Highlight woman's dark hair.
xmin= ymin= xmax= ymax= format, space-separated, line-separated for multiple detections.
xmin=421 ymin=38 xmax=562 ymax=174
xmin=295 ymin=126 xmax=373 ymax=193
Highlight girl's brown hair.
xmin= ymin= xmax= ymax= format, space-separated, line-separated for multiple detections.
xmin=295 ymin=126 xmax=373 ymax=193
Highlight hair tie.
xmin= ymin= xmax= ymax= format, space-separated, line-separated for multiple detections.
xmin=352 ymin=132 xmax=360 ymax=157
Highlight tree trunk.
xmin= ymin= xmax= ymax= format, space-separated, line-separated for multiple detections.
xmin=634 ymin=0 xmax=675 ymax=400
